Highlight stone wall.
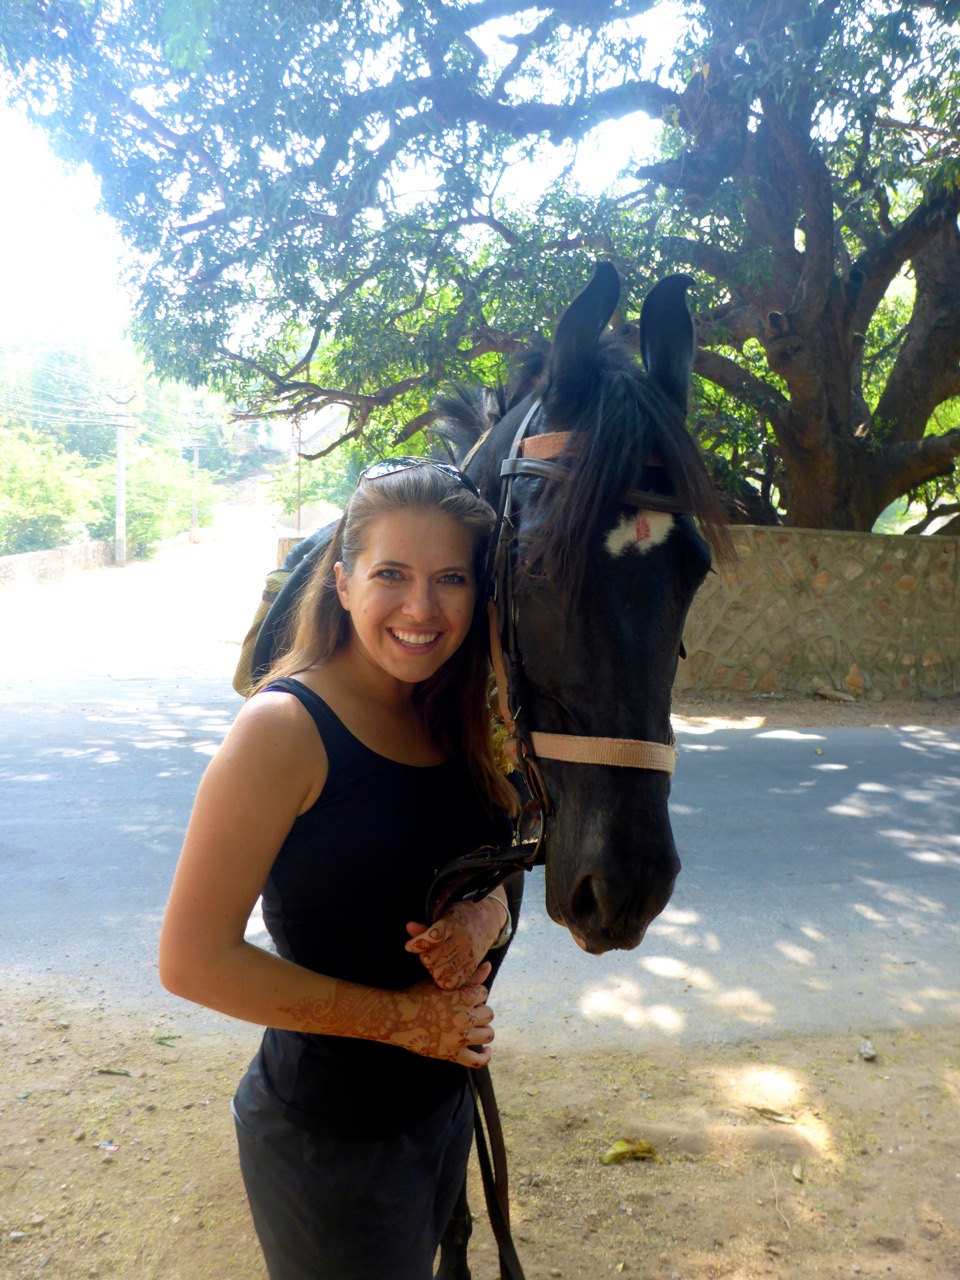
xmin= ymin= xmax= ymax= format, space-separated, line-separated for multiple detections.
xmin=0 ymin=541 xmax=114 ymax=588
xmin=675 ymin=526 xmax=959 ymax=699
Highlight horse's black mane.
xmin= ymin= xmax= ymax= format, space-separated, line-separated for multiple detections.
xmin=436 ymin=329 xmax=729 ymax=595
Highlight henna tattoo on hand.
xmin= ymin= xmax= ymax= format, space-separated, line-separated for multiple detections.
xmin=390 ymin=981 xmax=492 ymax=1063
xmin=409 ymin=899 xmax=502 ymax=990
xmin=278 ymin=975 xmax=493 ymax=1066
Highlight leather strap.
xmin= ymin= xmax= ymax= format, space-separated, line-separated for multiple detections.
xmin=506 ymin=731 xmax=677 ymax=773
xmin=620 ymin=487 xmax=686 ymax=513
xmin=519 ymin=430 xmax=582 ymax=459
xmin=489 ymin=600 xmax=677 ymax=775
xmin=488 ymin=600 xmax=516 ymax=737
xmin=425 ymin=841 xmax=542 ymax=924
xmin=471 ymin=1067 xmax=527 ymax=1280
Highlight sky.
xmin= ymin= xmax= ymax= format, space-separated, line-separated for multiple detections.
xmin=0 ymin=104 xmax=133 ymax=350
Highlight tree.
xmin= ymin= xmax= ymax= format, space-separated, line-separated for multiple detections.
xmin=0 ymin=346 xmax=123 ymax=462
xmin=87 ymin=443 xmax=219 ymax=558
xmin=0 ymin=340 xmax=238 ymax=552
xmin=3 ymin=0 xmax=959 ymax=530
xmin=0 ymin=425 xmax=102 ymax=554
xmin=0 ymin=339 xmax=260 ymax=478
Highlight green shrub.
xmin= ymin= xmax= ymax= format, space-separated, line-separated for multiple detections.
xmin=0 ymin=427 xmax=102 ymax=555
xmin=88 ymin=445 xmax=218 ymax=558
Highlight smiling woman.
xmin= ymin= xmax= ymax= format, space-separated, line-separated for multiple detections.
xmin=158 ymin=458 xmax=520 ymax=1280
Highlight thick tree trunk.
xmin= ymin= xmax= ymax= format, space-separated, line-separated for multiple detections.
xmin=778 ymin=438 xmax=888 ymax=531
xmin=756 ymin=236 xmax=960 ymax=532
xmin=668 ymin=42 xmax=960 ymax=534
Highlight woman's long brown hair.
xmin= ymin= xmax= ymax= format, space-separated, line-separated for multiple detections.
xmin=253 ymin=465 xmax=517 ymax=815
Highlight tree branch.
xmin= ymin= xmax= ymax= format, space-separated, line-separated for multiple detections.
xmin=98 ymin=82 xmax=225 ymax=197
xmin=903 ymin=502 xmax=960 ymax=535
xmin=764 ymin=99 xmax=836 ymax=323
xmin=299 ymin=424 xmax=362 ymax=462
xmin=492 ymin=12 xmax=563 ymax=99
xmin=456 ymin=330 xmax=527 ymax=360
xmin=187 ymin=212 xmax=339 ymax=288
xmin=876 ymin=429 xmax=960 ymax=509
xmin=392 ymin=408 xmax=439 ymax=445
xmin=457 ymin=0 xmax=658 ymax=38
xmin=851 ymin=190 xmax=960 ymax=332
xmin=429 ymin=76 xmax=680 ymax=144
xmin=697 ymin=301 xmax=765 ymax=348
xmin=434 ymin=215 xmax=520 ymax=247
xmin=660 ymin=236 xmax=745 ymax=290
xmin=930 ymin=513 xmax=960 ymax=536
xmin=872 ymin=217 xmax=960 ymax=442
xmin=693 ymin=348 xmax=790 ymax=419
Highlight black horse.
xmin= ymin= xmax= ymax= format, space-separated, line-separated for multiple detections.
xmin=246 ymin=261 xmax=726 ymax=1278
xmin=439 ymin=261 xmax=727 ymax=955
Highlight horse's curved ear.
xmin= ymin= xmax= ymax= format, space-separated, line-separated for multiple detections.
xmin=639 ymin=274 xmax=695 ymax=413
xmin=545 ymin=261 xmax=621 ymax=422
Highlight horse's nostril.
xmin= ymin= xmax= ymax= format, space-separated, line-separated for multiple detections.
xmin=570 ymin=874 xmax=608 ymax=929
xmin=566 ymin=866 xmax=675 ymax=946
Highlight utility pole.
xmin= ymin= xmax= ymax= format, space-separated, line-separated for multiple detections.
xmin=191 ymin=432 xmax=202 ymax=535
xmin=108 ymin=393 xmax=136 ymax=567
xmin=116 ymin=412 xmax=126 ymax=566
xmin=296 ymin=421 xmax=302 ymax=534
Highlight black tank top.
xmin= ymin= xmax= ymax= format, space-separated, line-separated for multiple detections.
xmin=254 ymin=677 xmax=510 ymax=1136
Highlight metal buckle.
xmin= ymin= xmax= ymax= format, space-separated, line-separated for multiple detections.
xmin=514 ymin=747 xmax=549 ymax=864
xmin=515 ymin=801 xmax=545 ymax=863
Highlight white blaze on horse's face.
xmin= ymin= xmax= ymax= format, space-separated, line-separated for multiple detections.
xmin=604 ymin=510 xmax=675 ymax=558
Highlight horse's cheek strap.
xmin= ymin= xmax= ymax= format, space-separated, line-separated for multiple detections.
xmin=490 ymin=591 xmax=677 ymax=774
xmin=488 ymin=600 xmax=516 ymax=736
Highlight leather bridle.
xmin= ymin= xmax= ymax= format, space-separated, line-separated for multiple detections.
xmin=487 ymin=398 xmax=686 ymax=845
xmin=426 ymin=396 xmax=689 ymax=919
xmin=427 ymin=400 xmax=692 ymax=1280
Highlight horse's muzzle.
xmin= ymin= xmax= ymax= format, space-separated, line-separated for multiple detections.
xmin=556 ymin=864 xmax=679 ymax=953
xmin=546 ymin=818 xmax=681 ymax=953
xmin=540 ymin=770 xmax=682 ymax=951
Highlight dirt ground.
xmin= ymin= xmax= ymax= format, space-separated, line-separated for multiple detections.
xmin=3 ymin=695 xmax=959 ymax=1280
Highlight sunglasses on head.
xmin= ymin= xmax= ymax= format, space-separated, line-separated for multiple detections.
xmin=357 ymin=456 xmax=482 ymax=499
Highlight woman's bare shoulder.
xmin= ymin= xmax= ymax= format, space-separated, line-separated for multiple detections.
xmin=238 ymin=681 xmax=314 ymax=719
xmin=218 ymin=683 xmax=326 ymax=775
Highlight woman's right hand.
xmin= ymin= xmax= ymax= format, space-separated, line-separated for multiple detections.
xmin=387 ymin=962 xmax=494 ymax=1068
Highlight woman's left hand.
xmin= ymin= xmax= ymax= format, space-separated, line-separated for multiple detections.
xmin=405 ymin=898 xmax=505 ymax=991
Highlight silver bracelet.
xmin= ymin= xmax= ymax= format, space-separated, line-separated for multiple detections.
xmin=487 ymin=891 xmax=513 ymax=949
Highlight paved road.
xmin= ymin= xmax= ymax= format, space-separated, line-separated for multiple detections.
xmin=2 ymin=492 xmax=958 ymax=1051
